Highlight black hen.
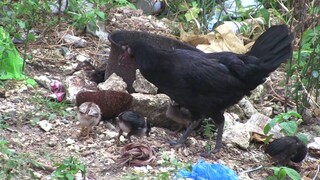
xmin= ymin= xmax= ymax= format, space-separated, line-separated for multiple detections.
xmin=265 ymin=136 xmax=308 ymax=164
xmin=122 ymin=25 xmax=293 ymax=154
xmin=117 ymin=111 xmax=151 ymax=143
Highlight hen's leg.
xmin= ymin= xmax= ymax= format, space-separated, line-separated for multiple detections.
xmin=211 ymin=120 xmax=224 ymax=152
xmin=169 ymin=119 xmax=201 ymax=146
xmin=126 ymin=131 xmax=133 ymax=142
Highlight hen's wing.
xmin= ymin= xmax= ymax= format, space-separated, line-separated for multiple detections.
xmin=140 ymin=49 xmax=248 ymax=113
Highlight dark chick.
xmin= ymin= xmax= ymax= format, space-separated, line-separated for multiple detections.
xmin=122 ymin=25 xmax=293 ymax=155
xmin=265 ymin=136 xmax=308 ymax=165
xmin=117 ymin=111 xmax=151 ymax=143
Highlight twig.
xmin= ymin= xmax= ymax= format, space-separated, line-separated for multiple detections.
xmin=239 ymin=165 xmax=264 ymax=174
xmin=269 ymin=84 xmax=296 ymax=107
xmin=296 ymin=71 xmax=320 ymax=109
xmin=29 ymin=162 xmax=55 ymax=173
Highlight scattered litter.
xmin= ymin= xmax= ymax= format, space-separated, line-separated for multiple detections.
xmin=176 ymin=160 xmax=238 ymax=180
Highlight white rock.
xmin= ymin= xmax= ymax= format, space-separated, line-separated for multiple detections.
xmin=65 ymin=138 xmax=75 ymax=145
xmin=98 ymin=73 xmax=127 ymax=92
xmin=223 ymin=122 xmax=251 ymax=149
xmin=308 ymin=137 xmax=320 ymax=149
xmin=38 ymin=120 xmax=52 ymax=132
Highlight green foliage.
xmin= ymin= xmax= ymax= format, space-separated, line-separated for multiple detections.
xmin=51 ymin=156 xmax=86 ymax=180
xmin=65 ymin=0 xmax=135 ymax=29
xmin=30 ymin=95 xmax=74 ymax=122
xmin=263 ymin=111 xmax=308 ymax=147
xmin=0 ymin=139 xmax=42 ymax=179
xmin=123 ymin=153 xmax=191 ymax=179
xmin=264 ymin=111 xmax=301 ymax=135
xmin=266 ymin=167 xmax=301 ymax=180
xmin=0 ymin=117 xmax=8 ymax=130
xmin=288 ymin=24 xmax=320 ymax=113
xmin=263 ymin=111 xmax=308 ymax=144
xmin=66 ymin=0 xmax=105 ymax=29
xmin=201 ymin=118 xmax=216 ymax=151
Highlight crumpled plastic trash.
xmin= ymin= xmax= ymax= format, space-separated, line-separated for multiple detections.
xmin=176 ymin=160 xmax=238 ymax=180
xmin=208 ymin=0 xmax=263 ymax=31
xmin=0 ymin=27 xmax=26 ymax=80
xmin=47 ymin=80 xmax=65 ymax=102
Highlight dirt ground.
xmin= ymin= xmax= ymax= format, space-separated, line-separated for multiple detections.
xmin=0 ymin=10 xmax=319 ymax=180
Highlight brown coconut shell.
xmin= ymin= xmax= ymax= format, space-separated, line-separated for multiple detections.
xmin=76 ymin=90 xmax=133 ymax=120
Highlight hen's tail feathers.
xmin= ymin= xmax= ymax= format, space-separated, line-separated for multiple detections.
xmin=247 ymin=25 xmax=294 ymax=73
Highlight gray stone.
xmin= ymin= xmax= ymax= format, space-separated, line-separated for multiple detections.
xmin=76 ymin=54 xmax=90 ymax=62
xmin=133 ymin=70 xmax=158 ymax=94
xmin=98 ymin=73 xmax=127 ymax=92
xmin=63 ymin=34 xmax=87 ymax=48
xmin=238 ymin=98 xmax=258 ymax=118
xmin=261 ymin=107 xmax=273 ymax=117
xmin=227 ymin=104 xmax=246 ymax=120
xmin=34 ymin=75 xmax=51 ymax=88
xmin=130 ymin=93 xmax=177 ymax=129
xmin=65 ymin=75 xmax=98 ymax=103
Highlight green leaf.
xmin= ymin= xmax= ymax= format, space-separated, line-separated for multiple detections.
xmin=264 ymin=135 xmax=273 ymax=144
xmin=279 ymin=121 xmax=298 ymax=136
xmin=283 ymin=167 xmax=301 ymax=180
xmin=288 ymin=111 xmax=302 ymax=118
xmin=17 ymin=20 xmax=26 ymax=29
xmin=266 ymin=176 xmax=278 ymax=180
xmin=282 ymin=114 xmax=291 ymax=120
xmin=25 ymin=78 xmax=37 ymax=87
xmin=278 ymin=168 xmax=287 ymax=180
xmin=257 ymin=8 xmax=270 ymax=23
xmin=296 ymin=133 xmax=308 ymax=145
xmin=96 ymin=11 xmax=105 ymax=20
xmin=263 ymin=124 xmax=272 ymax=135
xmin=66 ymin=173 xmax=75 ymax=180
xmin=264 ymin=117 xmax=279 ymax=135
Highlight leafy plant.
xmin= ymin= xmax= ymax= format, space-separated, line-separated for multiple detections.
xmin=51 ymin=156 xmax=86 ymax=180
xmin=201 ymin=118 xmax=216 ymax=151
xmin=0 ymin=139 xmax=42 ymax=179
xmin=266 ymin=166 xmax=301 ymax=180
xmin=288 ymin=24 xmax=320 ymax=114
xmin=263 ymin=111 xmax=308 ymax=144
xmin=30 ymin=95 xmax=74 ymax=120
xmin=0 ymin=113 xmax=9 ymax=130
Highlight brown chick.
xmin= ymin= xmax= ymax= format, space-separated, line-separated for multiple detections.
xmin=78 ymin=102 xmax=101 ymax=138
xmin=166 ymin=100 xmax=192 ymax=132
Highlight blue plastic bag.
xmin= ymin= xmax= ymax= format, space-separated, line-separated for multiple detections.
xmin=177 ymin=160 xmax=238 ymax=180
